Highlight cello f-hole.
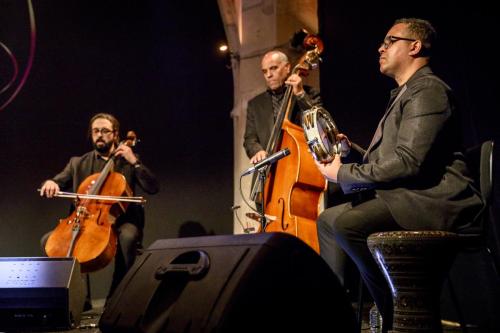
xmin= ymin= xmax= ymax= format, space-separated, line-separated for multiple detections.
xmin=96 ymin=209 xmax=103 ymax=225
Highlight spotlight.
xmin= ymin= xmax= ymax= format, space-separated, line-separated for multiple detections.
xmin=219 ymin=44 xmax=229 ymax=53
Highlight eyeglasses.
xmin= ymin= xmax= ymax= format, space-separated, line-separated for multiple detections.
xmin=92 ymin=128 xmax=114 ymax=135
xmin=380 ymin=35 xmax=416 ymax=50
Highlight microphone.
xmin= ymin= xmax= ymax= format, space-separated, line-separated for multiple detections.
xmin=241 ymin=148 xmax=291 ymax=176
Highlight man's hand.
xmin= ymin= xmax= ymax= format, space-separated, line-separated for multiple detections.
xmin=337 ymin=133 xmax=351 ymax=157
xmin=314 ymin=154 xmax=342 ymax=183
xmin=285 ymin=74 xmax=305 ymax=96
xmin=40 ymin=180 xmax=60 ymax=198
xmin=114 ymin=144 xmax=139 ymax=165
xmin=250 ymin=150 xmax=268 ymax=164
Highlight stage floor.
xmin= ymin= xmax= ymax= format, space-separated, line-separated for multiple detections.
xmin=7 ymin=299 xmax=474 ymax=333
xmin=72 ymin=299 xmax=104 ymax=332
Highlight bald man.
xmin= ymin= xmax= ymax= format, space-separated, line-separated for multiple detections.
xmin=243 ymin=50 xmax=322 ymax=164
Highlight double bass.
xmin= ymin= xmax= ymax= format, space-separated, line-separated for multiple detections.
xmin=44 ymin=132 xmax=144 ymax=273
xmin=254 ymin=33 xmax=326 ymax=253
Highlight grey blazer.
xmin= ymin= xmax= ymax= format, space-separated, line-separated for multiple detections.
xmin=338 ymin=66 xmax=482 ymax=231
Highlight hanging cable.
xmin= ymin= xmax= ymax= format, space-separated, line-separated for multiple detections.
xmin=0 ymin=0 xmax=36 ymax=112
xmin=239 ymin=174 xmax=260 ymax=214
xmin=0 ymin=42 xmax=19 ymax=94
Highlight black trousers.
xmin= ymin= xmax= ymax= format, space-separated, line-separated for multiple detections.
xmin=317 ymin=195 xmax=401 ymax=333
xmin=108 ymin=223 xmax=142 ymax=298
xmin=40 ymin=222 xmax=141 ymax=302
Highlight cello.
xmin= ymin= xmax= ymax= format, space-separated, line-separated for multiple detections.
xmin=256 ymin=33 xmax=326 ymax=253
xmin=44 ymin=132 xmax=143 ymax=273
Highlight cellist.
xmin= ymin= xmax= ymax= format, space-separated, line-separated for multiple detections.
xmin=39 ymin=113 xmax=159 ymax=303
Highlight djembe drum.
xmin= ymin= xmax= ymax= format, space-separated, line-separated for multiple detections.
xmin=367 ymin=231 xmax=460 ymax=333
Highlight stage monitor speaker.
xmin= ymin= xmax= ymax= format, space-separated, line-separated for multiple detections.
xmin=0 ymin=257 xmax=85 ymax=331
xmin=100 ymin=232 xmax=357 ymax=333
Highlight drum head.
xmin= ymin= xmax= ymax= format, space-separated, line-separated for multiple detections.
xmin=302 ymin=106 xmax=339 ymax=163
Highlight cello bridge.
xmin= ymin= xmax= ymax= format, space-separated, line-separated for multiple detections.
xmin=76 ymin=206 xmax=89 ymax=218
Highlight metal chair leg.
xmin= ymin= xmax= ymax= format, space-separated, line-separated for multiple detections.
xmin=356 ymin=276 xmax=364 ymax=332
xmin=447 ymin=277 xmax=468 ymax=333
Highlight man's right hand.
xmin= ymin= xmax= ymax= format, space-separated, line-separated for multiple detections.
xmin=250 ymin=150 xmax=268 ymax=164
xmin=40 ymin=180 xmax=60 ymax=198
xmin=337 ymin=133 xmax=351 ymax=157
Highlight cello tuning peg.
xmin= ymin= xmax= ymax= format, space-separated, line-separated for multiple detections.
xmin=124 ymin=131 xmax=140 ymax=147
xmin=126 ymin=130 xmax=137 ymax=140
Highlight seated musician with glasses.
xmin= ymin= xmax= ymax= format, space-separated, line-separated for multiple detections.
xmin=39 ymin=113 xmax=159 ymax=306
xmin=313 ymin=18 xmax=482 ymax=332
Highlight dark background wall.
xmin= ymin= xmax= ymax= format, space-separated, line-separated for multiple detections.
xmin=318 ymin=0 xmax=499 ymax=330
xmin=0 ymin=0 xmax=234 ymax=298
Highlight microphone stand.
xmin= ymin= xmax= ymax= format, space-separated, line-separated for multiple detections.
xmin=257 ymin=167 xmax=267 ymax=231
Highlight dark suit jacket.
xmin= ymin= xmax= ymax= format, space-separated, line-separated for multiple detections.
xmin=243 ymin=85 xmax=322 ymax=158
xmin=338 ymin=66 xmax=482 ymax=231
xmin=50 ymin=150 xmax=159 ymax=229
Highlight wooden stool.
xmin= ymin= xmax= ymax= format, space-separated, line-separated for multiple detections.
xmin=367 ymin=231 xmax=460 ymax=333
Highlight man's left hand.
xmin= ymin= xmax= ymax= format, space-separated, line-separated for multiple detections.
xmin=114 ymin=145 xmax=138 ymax=165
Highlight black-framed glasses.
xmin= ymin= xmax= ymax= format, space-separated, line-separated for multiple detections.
xmin=380 ymin=35 xmax=416 ymax=50
xmin=92 ymin=128 xmax=114 ymax=135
